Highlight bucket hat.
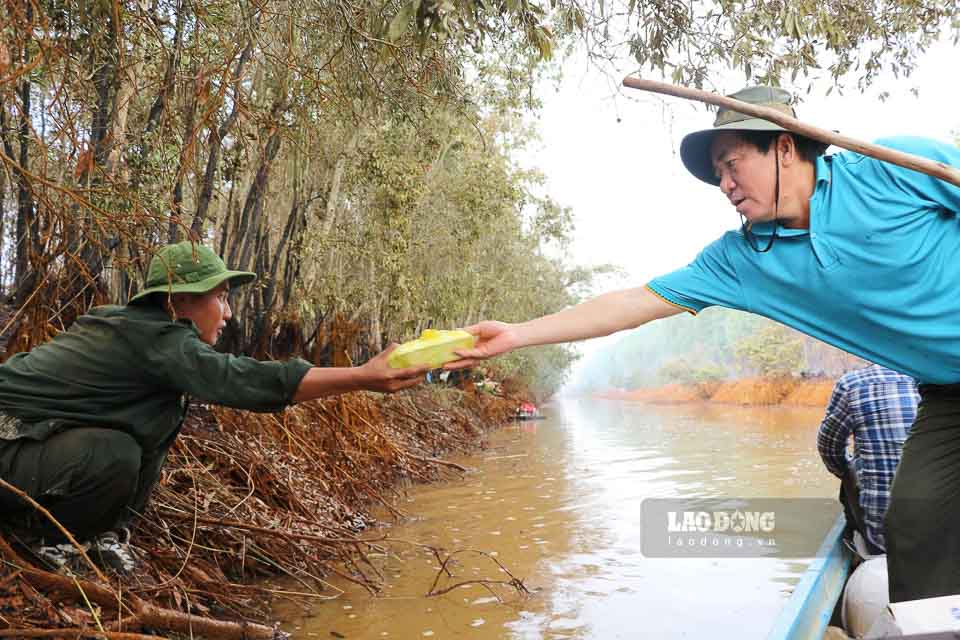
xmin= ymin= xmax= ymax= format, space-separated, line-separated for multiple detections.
xmin=129 ymin=241 xmax=255 ymax=303
xmin=680 ymin=86 xmax=797 ymax=186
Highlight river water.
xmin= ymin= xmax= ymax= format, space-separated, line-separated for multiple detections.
xmin=274 ymin=397 xmax=840 ymax=639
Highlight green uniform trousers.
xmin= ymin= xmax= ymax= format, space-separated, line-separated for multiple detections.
xmin=886 ymin=384 xmax=960 ymax=602
xmin=0 ymin=427 xmax=174 ymax=542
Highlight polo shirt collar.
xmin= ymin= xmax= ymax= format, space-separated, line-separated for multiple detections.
xmin=744 ymin=157 xmax=832 ymax=238
xmin=815 ymin=155 xmax=832 ymax=186
xmin=746 ymin=222 xmax=809 ymax=238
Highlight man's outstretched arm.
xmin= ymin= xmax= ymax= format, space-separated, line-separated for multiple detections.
xmin=293 ymin=346 xmax=429 ymax=402
xmin=447 ymin=285 xmax=685 ymax=369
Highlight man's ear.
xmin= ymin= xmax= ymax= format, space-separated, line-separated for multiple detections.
xmin=777 ymin=133 xmax=799 ymax=166
xmin=167 ymin=293 xmax=186 ymax=318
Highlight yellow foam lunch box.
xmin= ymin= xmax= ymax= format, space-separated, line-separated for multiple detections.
xmin=387 ymin=329 xmax=477 ymax=369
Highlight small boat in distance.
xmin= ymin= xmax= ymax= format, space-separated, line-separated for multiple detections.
xmin=515 ymin=402 xmax=544 ymax=421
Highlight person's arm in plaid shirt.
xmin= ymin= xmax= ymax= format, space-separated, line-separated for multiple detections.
xmin=817 ymin=380 xmax=855 ymax=479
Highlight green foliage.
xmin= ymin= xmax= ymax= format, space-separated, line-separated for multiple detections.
xmin=377 ymin=0 xmax=959 ymax=88
xmin=492 ymin=344 xmax=580 ymax=399
xmin=656 ymin=358 xmax=726 ymax=385
xmin=571 ymin=307 xmax=755 ymax=391
xmin=733 ymin=324 xmax=804 ymax=377
xmin=301 ymin=106 xmax=606 ymax=396
xmin=618 ymin=0 xmax=957 ymax=89
xmin=569 ymin=307 xmax=864 ymax=393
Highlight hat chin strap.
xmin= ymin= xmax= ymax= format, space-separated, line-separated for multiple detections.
xmin=741 ymin=149 xmax=780 ymax=253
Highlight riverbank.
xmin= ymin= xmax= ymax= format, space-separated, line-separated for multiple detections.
xmin=595 ymin=377 xmax=835 ymax=407
xmin=0 ymin=386 xmax=519 ymax=638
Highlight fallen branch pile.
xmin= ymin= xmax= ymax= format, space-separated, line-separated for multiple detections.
xmin=1 ymin=387 xmax=518 ymax=638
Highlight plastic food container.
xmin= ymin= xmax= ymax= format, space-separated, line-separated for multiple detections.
xmin=387 ymin=329 xmax=478 ymax=369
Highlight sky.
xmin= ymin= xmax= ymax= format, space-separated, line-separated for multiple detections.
xmin=519 ymin=37 xmax=960 ymax=366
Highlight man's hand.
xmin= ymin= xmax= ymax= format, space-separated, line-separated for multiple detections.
xmin=357 ymin=344 xmax=430 ymax=393
xmin=444 ymin=321 xmax=521 ymax=370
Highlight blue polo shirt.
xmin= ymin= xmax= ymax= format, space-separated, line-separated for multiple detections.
xmin=646 ymin=136 xmax=960 ymax=384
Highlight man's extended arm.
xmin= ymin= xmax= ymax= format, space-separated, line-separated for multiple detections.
xmin=447 ymin=286 xmax=685 ymax=368
xmin=514 ymin=286 xmax=685 ymax=346
xmin=146 ymin=328 xmax=427 ymax=409
xmin=292 ymin=348 xmax=428 ymax=402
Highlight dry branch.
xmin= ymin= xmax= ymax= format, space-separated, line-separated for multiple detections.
xmin=426 ymin=548 xmax=532 ymax=601
xmin=0 ymin=478 xmax=108 ymax=583
xmin=0 ymin=550 xmax=281 ymax=640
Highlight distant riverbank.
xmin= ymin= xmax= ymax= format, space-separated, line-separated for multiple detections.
xmin=595 ymin=377 xmax=835 ymax=407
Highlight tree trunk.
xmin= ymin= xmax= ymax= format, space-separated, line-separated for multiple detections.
xmin=191 ymin=37 xmax=257 ymax=235
xmin=263 ymin=196 xmax=299 ymax=314
xmin=129 ymin=0 xmax=185 ymax=203
xmin=319 ymin=126 xmax=361 ymax=239
xmin=218 ymin=187 xmax=239 ymax=257
xmin=222 ymin=97 xmax=287 ymax=353
xmin=369 ymin=295 xmax=383 ymax=352
xmin=142 ymin=0 xmax=184 ymax=140
xmin=165 ymin=10 xmax=198 ymax=244
xmin=0 ymin=150 xmax=5 ymax=298
xmin=60 ymin=2 xmax=123 ymax=311
xmin=89 ymin=30 xmax=118 ymax=173
xmin=13 ymin=52 xmax=33 ymax=300
xmin=0 ymin=99 xmax=15 ymax=296
xmin=104 ymin=46 xmax=142 ymax=177
xmin=169 ymin=89 xmax=198 ymax=243
xmin=231 ymin=104 xmax=286 ymax=271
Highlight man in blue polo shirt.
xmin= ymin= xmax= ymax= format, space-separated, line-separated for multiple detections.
xmin=450 ymin=86 xmax=960 ymax=603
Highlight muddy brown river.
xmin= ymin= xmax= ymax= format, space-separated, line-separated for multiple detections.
xmin=273 ymin=398 xmax=839 ymax=639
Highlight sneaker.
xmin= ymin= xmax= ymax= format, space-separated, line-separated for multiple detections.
xmin=32 ymin=541 xmax=91 ymax=573
xmin=92 ymin=528 xmax=139 ymax=574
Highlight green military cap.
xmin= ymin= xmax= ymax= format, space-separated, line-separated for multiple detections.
xmin=129 ymin=241 xmax=256 ymax=303
xmin=680 ymin=86 xmax=797 ymax=186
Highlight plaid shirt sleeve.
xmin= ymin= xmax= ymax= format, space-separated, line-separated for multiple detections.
xmin=817 ymin=380 xmax=854 ymax=479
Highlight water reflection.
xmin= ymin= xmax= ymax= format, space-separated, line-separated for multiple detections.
xmin=274 ymin=398 xmax=838 ymax=639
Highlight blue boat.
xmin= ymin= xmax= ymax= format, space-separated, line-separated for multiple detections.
xmin=767 ymin=514 xmax=854 ymax=640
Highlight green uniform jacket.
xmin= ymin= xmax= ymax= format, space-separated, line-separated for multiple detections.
xmin=0 ymin=304 xmax=312 ymax=451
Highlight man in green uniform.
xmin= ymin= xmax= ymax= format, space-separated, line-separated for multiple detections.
xmin=0 ymin=241 xmax=428 ymax=571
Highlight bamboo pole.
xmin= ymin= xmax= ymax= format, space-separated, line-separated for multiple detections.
xmin=621 ymin=77 xmax=960 ymax=189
